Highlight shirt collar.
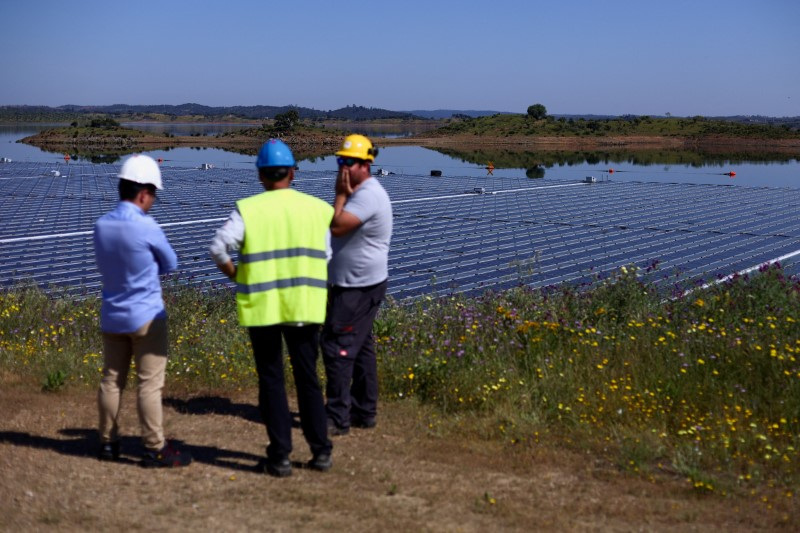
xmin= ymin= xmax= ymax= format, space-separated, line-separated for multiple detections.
xmin=119 ymin=200 xmax=145 ymax=215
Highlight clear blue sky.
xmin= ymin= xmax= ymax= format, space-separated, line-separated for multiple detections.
xmin=2 ymin=0 xmax=798 ymax=116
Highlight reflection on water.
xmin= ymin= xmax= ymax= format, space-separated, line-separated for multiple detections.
xmin=122 ymin=122 xmax=261 ymax=137
xmin=321 ymin=121 xmax=440 ymax=138
xmin=526 ymin=166 xmax=545 ymax=179
xmin=434 ymin=146 xmax=800 ymax=168
xmin=1 ymin=125 xmax=798 ymax=188
xmin=424 ymin=146 xmax=800 ymax=187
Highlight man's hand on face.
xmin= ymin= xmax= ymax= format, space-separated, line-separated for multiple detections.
xmin=336 ymin=166 xmax=354 ymax=196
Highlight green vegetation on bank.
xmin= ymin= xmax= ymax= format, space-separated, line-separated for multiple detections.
xmin=26 ymin=120 xmax=150 ymax=142
xmin=216 ymin=110 xmax=334 ymax=140
xmin=433 ymin=113 xmax=800 ymax=139
xmin=2 ymin=264 xmax=798 ymax=495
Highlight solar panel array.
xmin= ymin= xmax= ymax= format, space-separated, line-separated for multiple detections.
xmin=2 ymin=161 xmax=799 ymax=302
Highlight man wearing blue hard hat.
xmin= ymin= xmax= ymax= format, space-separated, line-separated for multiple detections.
xmin=210 ymin=139 xmax=333 ymax=477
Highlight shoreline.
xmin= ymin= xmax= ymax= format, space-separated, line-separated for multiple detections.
xmin=382 ymin=134 xmax=800 ymax=151
xmin=18 ymin=126 xmax=800 ymax=158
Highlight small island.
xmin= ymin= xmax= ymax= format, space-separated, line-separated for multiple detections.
xmin=18 ymin=106 xmax=800 ymax=160
xmin=19 ymin=114 xmax=343 ymax=160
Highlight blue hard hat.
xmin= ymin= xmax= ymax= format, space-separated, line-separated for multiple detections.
xmin=256 ymin=139 xmax=295 ymax=168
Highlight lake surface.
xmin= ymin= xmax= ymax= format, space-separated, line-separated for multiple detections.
xmin=1 ymin=125 xmax=798 ymax=188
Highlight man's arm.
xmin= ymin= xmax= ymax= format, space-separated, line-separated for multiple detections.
xmin=331 ymin=194 xmax=362 ymax=237
xmin=150 ymin=225 xmax=178 ymax=275
xmin=216 ymin=260 xmax=236 ymax=279
xmin=210 ymin=209 xmax=244 ymax=279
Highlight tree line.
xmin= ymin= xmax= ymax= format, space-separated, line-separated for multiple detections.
xmin=0 ymin=104 xmax=422 ymax=122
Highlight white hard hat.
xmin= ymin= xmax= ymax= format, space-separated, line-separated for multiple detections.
xmin=118 ymin=154 xmax=163 ymax=190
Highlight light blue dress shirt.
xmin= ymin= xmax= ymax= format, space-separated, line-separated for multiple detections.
xmin=94 ymin=201 xmax=178 ymax=333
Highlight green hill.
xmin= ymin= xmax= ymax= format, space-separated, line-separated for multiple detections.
xmin=431 ymin=114 xmax=800 ymax=139
xmin=0 ymin=103 xmax=421 ymax=122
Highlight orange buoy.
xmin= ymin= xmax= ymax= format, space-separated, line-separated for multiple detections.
xmin=63 ymin=153 xmax=70 ymax=161
xmin=608 ymin=168 xmax=615 ymax=174
xmin=157 ymin=158 xmax=164 ymax=163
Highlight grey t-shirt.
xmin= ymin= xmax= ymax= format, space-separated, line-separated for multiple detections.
xmin=329 ymin=177 xmax=392 ymax=287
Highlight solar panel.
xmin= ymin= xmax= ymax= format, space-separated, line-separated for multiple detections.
xmin=1 ymin=161 xmax=799 ymax=302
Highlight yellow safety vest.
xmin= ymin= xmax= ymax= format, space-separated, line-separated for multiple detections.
xmin=235 ymin=189 xmax=333 ymax=326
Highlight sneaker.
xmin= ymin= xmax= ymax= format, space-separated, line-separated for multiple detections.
xmin=307 ymin=453 xmax=332 ymax=472
xmin=141 ymin=441 xmax=192 ymax=468
xmin=260 ymin=457 xmax=292 ymax=478
xmin=97 ymin=441 xmax=120 ymax=461
xmin=351 ymin=417 xmax=376 ymax=429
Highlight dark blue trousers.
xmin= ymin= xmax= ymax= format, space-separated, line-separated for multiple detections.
xmin=248 ymin=325 xmax=332 ymax=461
xmin=321 ymin=280 xmax=387 ymax=429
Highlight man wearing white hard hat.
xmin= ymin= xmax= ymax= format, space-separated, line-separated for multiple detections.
xmin=93 ymin=154 xmax=191 ymax=468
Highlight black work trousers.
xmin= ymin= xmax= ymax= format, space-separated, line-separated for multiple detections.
xmin=248 ymin=325 xmax=332 ymax=461
xmin=321 ymin=280 xmax=387 ymax=429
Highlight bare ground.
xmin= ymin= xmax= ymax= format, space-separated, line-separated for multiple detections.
xmin=1 ymin=383 xmax=796 ymax=532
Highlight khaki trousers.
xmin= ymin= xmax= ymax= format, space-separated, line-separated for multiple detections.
xmin=98 ymin=318 xmax=168 ymax=451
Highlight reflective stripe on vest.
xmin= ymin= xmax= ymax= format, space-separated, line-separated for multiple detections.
xmin=235 ymin=189 xmax=333 ymax=326
xmin=240 ymin=247 xmax=327 ymax=264
xmin=237 ymin=276 xmax=327 ymax=294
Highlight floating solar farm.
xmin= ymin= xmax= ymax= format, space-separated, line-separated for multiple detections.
xmin=2 ymin=160 xmax=800 ymax=302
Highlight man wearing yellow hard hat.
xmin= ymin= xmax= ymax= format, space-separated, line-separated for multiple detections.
xmin=322 ymin=134 xmax=393 ymax=436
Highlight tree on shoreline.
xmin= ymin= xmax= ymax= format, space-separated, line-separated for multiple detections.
xmin=272 ymin=109 xmax=299 ymax=132
xmin=527 ymin=103 xmax=547 ymax=120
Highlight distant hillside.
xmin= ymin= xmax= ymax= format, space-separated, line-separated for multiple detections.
xmin=409 ymin=110 xmax=630 ymax=120
xmin=0 ymin=104 xmax=421 ymax=122
xmin=3 ymin=104 xmax=798 ymax=129
xmin=408 ymin=109 xmax=514 ymax=119
xmin=322 ymin=105 xmax=420 ymax=120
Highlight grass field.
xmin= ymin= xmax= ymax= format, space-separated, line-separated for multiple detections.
xmin=433 ymin=114 xmax=800 ymax=140
xmin=1 ymin=263 xmax=798 ymax=519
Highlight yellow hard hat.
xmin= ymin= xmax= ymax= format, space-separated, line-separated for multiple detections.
xmin=335 ymin=134 xmax=379 ymax=162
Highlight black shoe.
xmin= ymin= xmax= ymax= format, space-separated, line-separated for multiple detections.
xmin=327 ymin=419 xmax=349 ymax=436
xmin=307 ymin=453 xmax=332 ymax=472
xmin=141 ymin=441 xmax=192 ymax=468
xmin=351 ymin=417 xmax=376 ymax=429
xmin=261 ymin=457 xmax=292 ymax=478
xmin=98 ymin=441 xmax=120 ymax=461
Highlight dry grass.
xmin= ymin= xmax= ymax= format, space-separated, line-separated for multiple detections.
xmin=1 ymin=380 xmax=796 ymax=532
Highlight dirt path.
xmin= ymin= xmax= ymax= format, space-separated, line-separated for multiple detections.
xmin=0 ymin=385 xmax=794 ymax=532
